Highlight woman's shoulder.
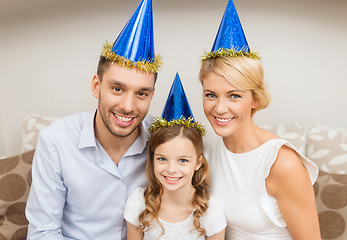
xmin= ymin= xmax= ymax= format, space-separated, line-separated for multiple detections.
xmin=256 ymin=126 xmax=281 ymax=144
xmin=266 ymin=140 xmax=318 ymax=194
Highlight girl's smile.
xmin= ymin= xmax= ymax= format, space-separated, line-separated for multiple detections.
xmin=153 ymin=136 xmax=201 ymax=193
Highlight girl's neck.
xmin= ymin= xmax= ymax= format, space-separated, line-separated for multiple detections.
xmin=161 ymin=186 xmax=195 ymax=206
xmin=158 ymin=186 xmax=196 ymax=223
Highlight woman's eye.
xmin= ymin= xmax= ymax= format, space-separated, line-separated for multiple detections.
xmin=230 ymin=94 xmax=241 ymax=99
xmin=205 ymin=93 xmax=216 ymax=98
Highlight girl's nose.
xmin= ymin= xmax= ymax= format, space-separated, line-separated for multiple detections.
xmin=166 ymin=161 xmax=177 ymax=174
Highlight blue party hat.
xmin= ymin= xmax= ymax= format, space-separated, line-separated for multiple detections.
xmin=149 ymin=73 xmax=205 ymax=135
xmin=161 ymin=73 xmax=194 ymax=122
xmin=102 ymin=0 xmax=161 ymax=73
xmin=202 ymin=0 xmax=259 ymax=61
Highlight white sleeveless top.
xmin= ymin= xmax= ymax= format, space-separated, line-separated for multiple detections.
xmin=204 ymin=135 xmax=318 ymax=240
xmin=124 ymin=187 xmax=226 ymax=240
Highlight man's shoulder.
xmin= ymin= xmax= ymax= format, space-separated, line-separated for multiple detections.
xmin=39 ymin=111 xmax=91 ymax=140
xmin=141 ymin=114 xmax=154 ymax=131
xmin=143 ymin=114 xmax=154 ymax=125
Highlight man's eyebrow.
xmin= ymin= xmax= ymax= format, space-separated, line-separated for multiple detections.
xmin=108 ymin=79 xmax=124 ymax=86
xmin=108 ymin=79 xmax=154 ymax=92
xmin=140 ymin=87 xmax=154 ymax=92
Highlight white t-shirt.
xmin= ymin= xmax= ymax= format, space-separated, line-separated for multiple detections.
xmin=124 ymin=187 xmax=227 ymax=240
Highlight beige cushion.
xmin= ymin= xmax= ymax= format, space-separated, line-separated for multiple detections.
xmin=306 ymin=125 xmax=347 ymax=174
xmin=0 ymin=150 xmax=34 ymax=240
xmin=261 ymin=123 xmax=308 ymax=154
xmin=314 ymin=170 xmax=347 ymax=240
xmin=22 ymin=114 xmax=59 ymax=153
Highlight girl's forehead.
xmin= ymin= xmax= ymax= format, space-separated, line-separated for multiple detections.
xmin=155 ymin=136 xmax=196 ymax=152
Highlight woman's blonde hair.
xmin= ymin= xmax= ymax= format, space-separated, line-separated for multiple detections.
xmin=199 ymin=56 xmax=271 ymax=115
xmin=139 ymin=125 xmax=210 ymax=237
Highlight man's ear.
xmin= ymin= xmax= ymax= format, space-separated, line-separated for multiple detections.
xmin=91 ymin=74 xmax=101 ymax=99
xmin=195 ymin=155 xmax=203 ymax=171
xmin=150 ymin=87 xmax=155 ymax=99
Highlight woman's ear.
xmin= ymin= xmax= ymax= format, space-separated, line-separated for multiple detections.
xmin=195 ymin=155 xmax=203 ymax=171
xmin=251 ymin=97 xmax=260 ymax=110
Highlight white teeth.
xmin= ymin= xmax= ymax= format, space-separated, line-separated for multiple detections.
xmin=165 ymin=176 xmax=180 ymax=181
xmin=215 ymin=117 xmax=233 ymax=122
xmin=116 ymin=114 xmax=132 ymax=122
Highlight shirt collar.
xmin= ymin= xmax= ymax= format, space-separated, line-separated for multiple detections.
xmin=123 ymin=115 xmax=153 ymax=157
xmin=78 ymin=110 xmax=153 ymax=155
xmin=79 ymin=109 xmax=98 ymax=149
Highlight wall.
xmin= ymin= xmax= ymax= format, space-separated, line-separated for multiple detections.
xmin=1 ymin=0 xmax=346 ymax=157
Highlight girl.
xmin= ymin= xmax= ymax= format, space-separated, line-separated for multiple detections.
xmin=124 ymin=121 xmax=226 ymax=240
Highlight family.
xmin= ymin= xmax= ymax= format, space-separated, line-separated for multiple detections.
xmin=25 ymin=0 xmax=321 ymax=239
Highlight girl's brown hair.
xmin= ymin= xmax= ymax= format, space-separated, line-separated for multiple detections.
xmin=139 ymin=125 xmax=210 ymax=236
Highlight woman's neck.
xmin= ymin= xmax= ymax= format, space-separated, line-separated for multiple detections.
xmin=222 ymin=119 xmax=264 ymax=153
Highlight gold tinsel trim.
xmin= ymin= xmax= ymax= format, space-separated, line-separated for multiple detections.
xmin=201 ymin=47 xmax=260 ymax=61
xmin=149 ymin=117 xmax=205 ymax=136
xmin=102 ymin=43 xmax=162 ymax=73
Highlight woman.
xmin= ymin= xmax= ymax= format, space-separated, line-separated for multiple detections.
xmin=199 ymin=0 xmax=321 ymax=239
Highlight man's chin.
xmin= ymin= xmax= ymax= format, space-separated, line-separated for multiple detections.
xmin=110 ymin=125 xmax=140 ymax=138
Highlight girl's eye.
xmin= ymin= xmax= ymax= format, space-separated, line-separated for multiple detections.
xmin=157 ymin=157 xmax=166 ymax=162
xmin=230 ymin=94 xmax=241 ymax=99
xmin=179 ymin=159 xmax=188 ymax=163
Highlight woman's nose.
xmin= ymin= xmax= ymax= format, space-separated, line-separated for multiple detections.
xmin=214 ymin=97 xmax=228 ymax=114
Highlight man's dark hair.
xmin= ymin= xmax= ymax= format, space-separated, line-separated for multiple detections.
xmin=96 ymin=56 xmax=158 ymax=83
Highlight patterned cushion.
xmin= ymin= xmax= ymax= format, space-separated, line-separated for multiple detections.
xmin=306 ymin=125 xmax=347 ymax=174
xmin=261 ymin=123 xmax=308 ymax=154
xmin=0 ymin=150 xmax=34 ymax=240
xmin=314 ymin=170 xmax=347 ymax=240
xmin=22 ymin=114 xmax=59 ymax=152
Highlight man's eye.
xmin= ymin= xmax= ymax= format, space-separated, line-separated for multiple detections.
xmin=112 ymin=87 xmax=121 ymax=92
xmin=138 ymin=92 xmax=148 ymax=97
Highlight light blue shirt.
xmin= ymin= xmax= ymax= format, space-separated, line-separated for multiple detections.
xmin=26 ymin=110 xmax=151 ymax=240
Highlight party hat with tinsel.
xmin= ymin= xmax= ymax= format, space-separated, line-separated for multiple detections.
xmin=102 ymin=0 xmax=161 ymax=73
xmin=149 ymin=73 xmax=205 ymax=135
xmin=202 ymin=0 xmax=259 ymax=61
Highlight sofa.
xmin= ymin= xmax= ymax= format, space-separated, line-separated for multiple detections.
xmin=1 ymin=115 xmax=346 ymax=240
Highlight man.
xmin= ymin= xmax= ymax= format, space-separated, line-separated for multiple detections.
xmin=25 ymin=0 xmax=161 ymax=239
